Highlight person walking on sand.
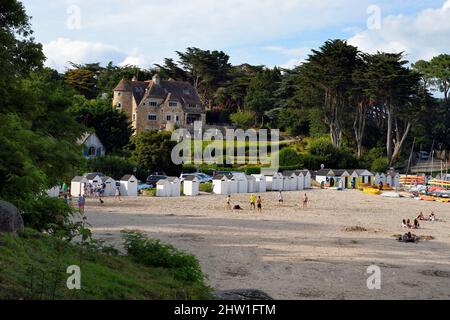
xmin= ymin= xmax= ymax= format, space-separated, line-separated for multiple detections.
xmin=278 ymin=191 xmax=283 ymax=205
xmin=226 ymin=195 xmax=232 ymax=210
xmin=115 ymin=187 xmax=121 ymax=202
xmin=257 ymin=196 xmax=262 ymax=213
xmin=250 ymin=194 xmax=256 ymax=210
xmin=77 ymin=194 xmax=86 ymax=214
xmin=303 ymin=193 xmax=309 ymax=209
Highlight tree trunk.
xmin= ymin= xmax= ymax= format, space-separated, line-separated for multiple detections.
xmin=390 ymin=121 xmax=412 ymax=165
xmin=353 ymin=102 xmax=366 ymax=157
xmin=386 ymin=104 xmax=393 ymax=163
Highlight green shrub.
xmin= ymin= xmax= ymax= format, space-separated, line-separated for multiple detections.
xmin=230 ymin=111 xmax=255 ymax=130
xmin=371 ymin=157 xmax=388 ymax=173
xmin=199 ymin=182 xmax=213 ymax=193
xmin=21 ymin=196 xmax=76 ymax=234
xmin=142 ymin=188 xmax=157 ymax=197
xmin=244 ymin=166 xmax=261 ymax=175
xmin=279 ymin=148 xmax=302 ymax=167
xmin=121 ymin=231 xmax=204 ymax=283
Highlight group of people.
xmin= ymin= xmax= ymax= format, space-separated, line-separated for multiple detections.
xmin=402 ymin=212 xmax=437 ymax=229
xmin=226 ymin=191 xmax=309 ymax=212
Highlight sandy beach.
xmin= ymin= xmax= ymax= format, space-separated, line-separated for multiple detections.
xmin=85 ymin=189 xmax=450 ymax=300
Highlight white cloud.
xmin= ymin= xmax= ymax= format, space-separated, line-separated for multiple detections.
xmin=43 ymin=38 xmax=124 ymax=71
xmin=263 ymin=46 xmax=312 ymax=68
xmin=348 ymin=0 xmax=450 ymax=62
xmin=119 ymin=48 xmax=152 ymax=69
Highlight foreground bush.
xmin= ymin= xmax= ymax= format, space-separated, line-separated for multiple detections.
xmin=122 ymin=231 xmax=205 ymax=283
xmin=0 ymin=229 xmax=211 ymax=300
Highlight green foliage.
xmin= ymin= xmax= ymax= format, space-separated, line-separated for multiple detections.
xmin=131 ymin=131 xmax=182 ymax=176
xmin=0 ymin=230 xmax=211 ymax=300
xmin=277 ymin=108 xmax=309 ymax=136
xmin=71 ymin=96 xmax=134 ymax=155
xmin=199 ymin=182 xmax=213 ymax=193
xmin=122 ymin=231 xmax=205 ymax=283
xmin=371 ymin=157 xmax=389 ymax=173
xmin=244 ymin=68 xmax=282 ymax=125
xmin=279 ymin=148 xmax=302 ymax=167
xmin=244 ymin=166 xmax=261 ymax=175
xmin=230 ymin=111 xmax=255 ymax=129
xmin=20 ymin=196 xmax=75 ymax=234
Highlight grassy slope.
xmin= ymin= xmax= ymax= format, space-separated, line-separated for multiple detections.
xmin=0 ymin=231 xmax=212 ymax=300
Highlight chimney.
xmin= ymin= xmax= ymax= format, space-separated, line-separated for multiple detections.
xmin=152 ymin=73 xmax=161 ymax=85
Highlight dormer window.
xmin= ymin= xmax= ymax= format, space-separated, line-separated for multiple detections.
xmin=169 ymin=102 xmax=177 ymax=107
xmin=183 ymin=89 xmax=190 ymax=95
xmin=150 ymin=101 xmax=158 ymax=107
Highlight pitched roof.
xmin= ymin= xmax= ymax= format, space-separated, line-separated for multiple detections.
xmin=167 ymin=177 xmax=180 ymax=182
xmin=183 ymin=175 xmax=198 ymax=181
xmin=214 ymin=173 xmax=233 ymax=180
xmin=315 ymin=169 xmax=332 ymax=176
xmin=121 ymin=175 xmax=136 ymax=181
xmin=282 ymin=171 xmax=296 ymax=177
xmin=72 ymin=176 xmax=87 ymax=182
xmin=85 ymin=173 xmax=100 ymax=180
xmin=115 ymin=77 xmax=204 ymax=112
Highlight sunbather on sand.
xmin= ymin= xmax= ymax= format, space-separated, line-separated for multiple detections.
xmin=402 ymin=219 xmax=408 ymax=228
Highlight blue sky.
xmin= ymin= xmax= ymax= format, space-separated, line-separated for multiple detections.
xmin=21 ymin=0 xmax=450 ymax=72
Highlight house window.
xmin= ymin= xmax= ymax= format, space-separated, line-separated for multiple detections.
xmin=183 ymin=89 xmax=191 ymax=95
xmin=118 ymin=92 xmax=121 ymax=97
xmin=88 ymin=146 xmax=96 ymax=157
xmin=169 ymin=102 xmax=177 ymax=107
xmin=132 ymin=114 xmax=136 ymax=121
xmin=189 ymin=104 xmax=197 ymax=108
xmin=150 ymin=101 xmax=158 ymax=107
xmin=166 ymin=115 xmax=172 ymax=121
xmin=117 ymin=103 xmax=122 ymax=108
xmin=148 ymin=114 xmax=157 ymax=121
xmin=176 ymin=115 xmax=180 ymax=122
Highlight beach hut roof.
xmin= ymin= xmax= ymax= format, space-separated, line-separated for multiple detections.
xmin=315 ymin=169 xmax=332 ymax=177
xmin=261 ymin=168 xmax=278 ymax=176
xmin=156 ymin=179 xmax=169 ymax=185
xmin=213 ymin=173 xmax=233 ymax=181
xmin=246 ymin=175 xmax=256 ymax=181
xmin=353 ymin=169 xmax=373 ymax=176
xmin=295 ymin=170 xmax=309 ymax=176
xmin=103 ymin=176 xmax=114 ymax=182
xmin=72 ymin=176 xmax=87 ymax=182
xmin=333 ymin=169 xmax=350 ymax=177
xmin=282 ymin=171 xmax=297 ymax=177
xmin=387 ymin=170 xmax=399 ymax=177
xmin=121 ymin=175 xmax=136 ymax=181
xmin=183 ymin=175 xmax=198 ymax=181
xmin=167 ymin=177 xmax=180 ymax=183
xmin=85 ymin=173 xmax=100 ymax=180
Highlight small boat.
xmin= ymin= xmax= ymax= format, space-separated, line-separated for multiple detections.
xmin=381 ymin=192 xmax=401 ymax=198
xmin=363 ymin=187 xmax=381 ymax=195
xmin=420 ymin=195 xmax=436 ymax=202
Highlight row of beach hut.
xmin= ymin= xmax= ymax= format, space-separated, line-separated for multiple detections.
xmin=70 ymin=174 xmax=138 ymax=197
xmin=211 ymin=170 xmax=312 ymax=195
xmin=314 ymin=169 xmax=401 ymax=189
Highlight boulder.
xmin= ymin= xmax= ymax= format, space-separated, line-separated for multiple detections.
xmin=0 ymin=200 xmax=24 ymax=233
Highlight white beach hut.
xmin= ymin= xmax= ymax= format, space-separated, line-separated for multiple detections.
xmin=71 ymin=176 xmax=89 ymax=197
xmin=227 ymin=174 xmax=238 ymax=194
xmin=85 ymin=173 xmax=103 ymax=188
xmin=252 ymin=174 xmax=267 ymax=193
xmin=168 ymin=177 xmax=181 ymax=197
xmin=183 ymin=176 xmax=200 ymax=196
xmin=120 ymin=175 xmax=138 ymax=197
xmin=282 ymin=171 xmax=298 ymax=191
xmin=314 ymin=169 xmax=332 ymax=187
xmin=213 ymin=175 xmax=229 ymax=195
xmin=302 ymin=170 xmax=312 ymax=189
xmin=233 ymin=172 xmax=248 ymax=194
xmin=374 ymin=173 xmax=381 ymax=185
xmin=387 ymin=171 xmax=401 ymax=188
xmin=156 ymin=179 xmax=171 ymax=197
xmin=103 ymin=177 xmax=116 ymax=196
xmin=246 ymin=175 xmax=257 ymax=193
xmin=296 ymin=172 xmax=305 ymax=190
